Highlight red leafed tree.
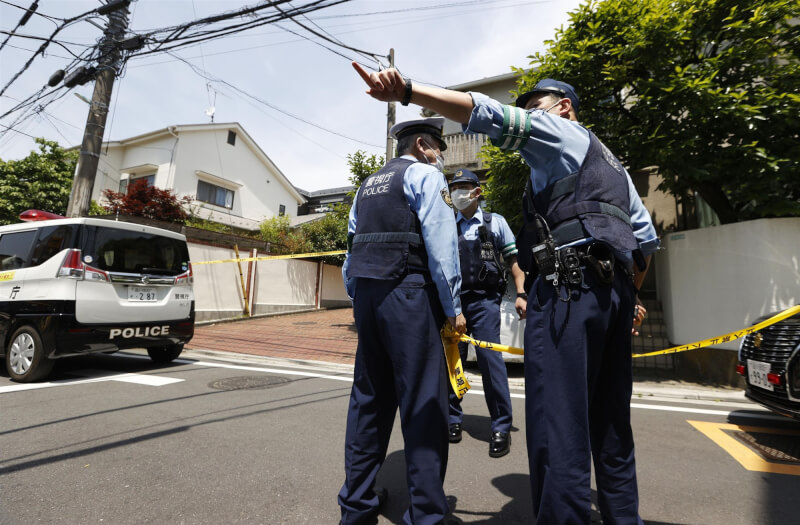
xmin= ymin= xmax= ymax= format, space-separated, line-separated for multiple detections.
xmin=102 ymin=179 xmax=193 ymax=222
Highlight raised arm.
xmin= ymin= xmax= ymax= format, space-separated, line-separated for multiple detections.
xmin=353 ymin=62 xmax=474 ymax=124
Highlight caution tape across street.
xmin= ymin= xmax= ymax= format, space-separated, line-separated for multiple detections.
xmin=459 ymin=304 xmax=800 ymax=359
xmin=193 ymin=249 xmax=347 ymax=265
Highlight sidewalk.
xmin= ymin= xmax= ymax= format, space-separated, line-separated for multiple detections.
xmin=187 ymin=307 xmax=746 ymax=402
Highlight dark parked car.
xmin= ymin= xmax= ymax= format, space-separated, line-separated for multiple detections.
xmin=737 ymin=309 xmax=800 ymax=421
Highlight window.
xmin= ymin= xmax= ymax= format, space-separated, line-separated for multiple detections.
xmin=197 ymin=180 xmax=234 ymax=209
xmin=123 ymin=174 xmax=155 ymax=193
xmin=30 ymin=225 xmax=76 ymax=266
xmin=279 ymin=204 xmax=286 ymax=216
xmin=0 ymin=230 xmax=37 ymax=270
xmin=227 ymin=130 xmax=236 ymax=146
xmin=84 ymin=226 xmax=190 ymax=275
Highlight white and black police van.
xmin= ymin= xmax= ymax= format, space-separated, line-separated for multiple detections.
xmin=0 ymin=210 xmax=194 ymax=382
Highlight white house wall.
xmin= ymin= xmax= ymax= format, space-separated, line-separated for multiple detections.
xmin=189 ymin=243 xmax=246 ymax=322
xmin=172 ymin=128 xmax=297 ymax=228
xmin=252 ymin=258 xmax=317 ymax=314
xmin=656 ymin=217 xmax=800 ymax=351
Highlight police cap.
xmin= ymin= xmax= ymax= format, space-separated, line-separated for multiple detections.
xmin=448 ymin=169 xmax=480 ymax=188
xmin=390 ymin=117 xmax=447 ymax=151
xmin=515 ymin=78 xmax=580 ymax=114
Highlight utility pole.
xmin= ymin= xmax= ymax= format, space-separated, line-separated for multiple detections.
xmin=66 ymin=4 xmax=129 ymax=217
xmin=385 ymin=48 xmax=395 ymax=161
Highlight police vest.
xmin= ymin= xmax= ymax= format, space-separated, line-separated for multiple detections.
xmin=348 ymin=157 xmax=429 ymax=280
xmin=518 ymin=131 xmax=640 ymax=269
xmin=458 ymin=210 xmax=504 ymax=295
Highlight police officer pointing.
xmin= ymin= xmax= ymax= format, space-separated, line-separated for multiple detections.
xmin=353 ymin=63 xmax=660 ymax=524
xmin=338 ymin=117 xmax=466 ymax=525
xmin=446 ymin=168 xmax=526 ymax=459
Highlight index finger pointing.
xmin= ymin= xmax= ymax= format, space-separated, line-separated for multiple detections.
xmin=352 ymin=62 xmax=374 ymax=86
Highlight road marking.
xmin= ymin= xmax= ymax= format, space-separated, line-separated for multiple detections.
xmin=0 ymin=372 xmax=183 ymax=394
xmin=689 ymin=420 xmax=800 ymax=475
xmin=631 ymin=402 xmax=782 ymax=420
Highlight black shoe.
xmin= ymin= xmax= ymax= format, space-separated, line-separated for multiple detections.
xmin=489 ymin=431 xmax=510 ymax=458
xmin=448 ymin=423 xmax=462 ymax=443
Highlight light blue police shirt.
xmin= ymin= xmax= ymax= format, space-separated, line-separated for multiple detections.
xmin=463 ymin=92 xmax=660 ymax=267
xmin=456 ymin=205 xmax=518 ymax=260
xmin=343 ymin=155 xmax=462 ymax=317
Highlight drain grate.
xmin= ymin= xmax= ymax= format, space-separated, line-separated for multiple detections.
xmin=731 ymin=430 xmax=800 ymax=464
xmin=209 ymin=375 xmax=291 ymax=391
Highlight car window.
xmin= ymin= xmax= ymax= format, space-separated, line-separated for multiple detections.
xmin=30 ymin=225 xmax=76 ymax=266
xmin=82 ymin=226 xmax=190 ymax=275
xmin=0 ymin=230 xmax=37 ymax=270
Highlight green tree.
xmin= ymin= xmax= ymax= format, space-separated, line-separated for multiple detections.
xmin=0 ymin=138 xmax=77 ymax=225
xmin=486 ymin=0 xmax=800 ymax=225
xmin=259 ymin=214 xmax=311 ymax=254
xmin=300 ymin=204 xmax=350 ymax=265
xmin=347 ymin=150 xmax=384 ymax=190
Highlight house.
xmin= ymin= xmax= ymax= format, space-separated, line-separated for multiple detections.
xmin=90 ymin=122 xmax=305 ymax=230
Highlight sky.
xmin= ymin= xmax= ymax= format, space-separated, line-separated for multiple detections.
xmin=0 ymin=0 xmax=586 ymax=191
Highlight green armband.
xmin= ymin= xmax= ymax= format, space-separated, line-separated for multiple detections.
xmin=489 ymin=105 xmax=531 ymax=152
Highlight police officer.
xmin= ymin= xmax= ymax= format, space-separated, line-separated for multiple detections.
xmin=353 ymin=63 xmax=660 ymax=524
xmin=338 ymin=117 xmax=467 ymax=525
xmin=446 ymin=168 xmax=526 ymax=458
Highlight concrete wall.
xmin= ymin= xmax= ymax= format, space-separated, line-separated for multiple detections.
xmin=656 ymin=217 xmax=800 ymax=351
xmin=188 ymin=242 xmax=348 ymax=322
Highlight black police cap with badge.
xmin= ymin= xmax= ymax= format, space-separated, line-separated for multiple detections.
xmin=448 ymin=169 xmax=480 ymax=188
xmin=390 ymin=117 xmax=447 ymax=151
xmin=515 ymin=78 xmax=581 ymax=115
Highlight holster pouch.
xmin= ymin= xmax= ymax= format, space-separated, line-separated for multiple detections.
xmin=583 ymin=244 xmax=615 ymax=286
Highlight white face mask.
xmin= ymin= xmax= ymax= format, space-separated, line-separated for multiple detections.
xmin=450 ymin=188 xmax=477 ymax=211
xmin=421 ymin=140 xmax=445 ymax=172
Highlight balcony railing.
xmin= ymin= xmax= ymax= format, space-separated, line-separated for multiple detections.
xmin=442 ymin=133 xmax=487 ymax=170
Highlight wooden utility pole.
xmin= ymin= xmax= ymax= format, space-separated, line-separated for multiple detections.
xmin=385 ymin=48 xmax=395 ymax=161
xmin=66 ymin=5 xmax=129 ymax=217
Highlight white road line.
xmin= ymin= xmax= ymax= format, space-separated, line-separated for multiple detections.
xmin=0 ymin=372 xmax=183 ymax=393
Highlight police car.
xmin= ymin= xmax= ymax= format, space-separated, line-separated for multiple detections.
xmin=0 ymin=211 xmax=195 ymax=382
xmin=737 ymin=309 xmax=800 ymax=421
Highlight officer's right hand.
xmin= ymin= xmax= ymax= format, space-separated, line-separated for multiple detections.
xmin=352 ymin=62 xmax=405 ymax=103
xmin=448 ymin=313 xmax=467 ymax=334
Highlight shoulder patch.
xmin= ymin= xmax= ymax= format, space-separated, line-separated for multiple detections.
xmin=440 ymin=187 xmax=454 ymax=209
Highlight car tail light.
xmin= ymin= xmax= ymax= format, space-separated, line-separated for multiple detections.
xmin=736 ymin=364 xmax=745 ymax=376
xmin=767 ymin=372 xmax=782 ymax=386
xmin=175 ymin=262 xmax=193 ymax=286
xmin=84 ymin=264 xmax=109 ymax=282
xmin=58 ymin=249 xmax=84 ymax=278
xmin=57 ymin=249 xmax=108 ymax=281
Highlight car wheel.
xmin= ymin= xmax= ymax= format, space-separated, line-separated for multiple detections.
xmin=5 ymin=325 xmax=54 ymax=383
xmin=147 ymin=343 xmax=183 ymax=364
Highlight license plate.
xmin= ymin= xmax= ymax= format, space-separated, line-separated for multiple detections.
xmin=747 ymin=359 xmax=773 ymax=391
xmin=128 ymin=286 xmax=157 ymax=302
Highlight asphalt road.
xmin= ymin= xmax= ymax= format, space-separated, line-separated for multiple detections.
xmin=2 ymin=349 xmax=799 ymax=524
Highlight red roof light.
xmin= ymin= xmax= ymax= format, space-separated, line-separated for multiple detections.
xmin=19 ymin=209 xmax=66 ymax=221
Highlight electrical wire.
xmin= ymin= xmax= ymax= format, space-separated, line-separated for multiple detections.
xmin=163 ymin=51 xmax=383 ymax=149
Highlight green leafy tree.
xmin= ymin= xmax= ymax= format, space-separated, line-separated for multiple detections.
xmin=486 ymin=0 xmax=800 ymax=225
xmin=0 ymin=138 xmax=77 ymax=225
xmin=102 ymin=179 xmax=192 ymax=222
xmin=347 ymin=150 xmax=384 ymax=190
xmin=259 ymin=214 xmax=311 ymax=254
xmin=300 ymin=204 xmax=350 ymax=265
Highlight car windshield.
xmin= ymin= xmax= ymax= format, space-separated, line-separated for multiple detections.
xmin=83 ymin=226 xmax=190 ymax=276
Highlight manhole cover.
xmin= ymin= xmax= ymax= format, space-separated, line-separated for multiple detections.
xmin=209 ymin=375 xmax=291 ymax=391
xmin=732 ymin=430 xmax=800 ymax=464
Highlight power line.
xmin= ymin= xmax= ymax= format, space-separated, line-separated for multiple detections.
xmin=164 ymin=51 xmax=383 ymax=149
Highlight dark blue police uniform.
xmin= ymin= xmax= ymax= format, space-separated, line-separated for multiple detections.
xmin=447 ymin=171 xmax=514 ymax=452
xmin=338 ymin=118 xmax=462 ymax=525
xmin=463 ymin=81 xmax=660 ymax=524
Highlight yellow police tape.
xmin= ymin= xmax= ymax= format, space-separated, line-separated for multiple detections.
xmin=193 ymin=249 xmax=347 ymax=265
xmin=444 ymin=304 xmax=800 ymax=382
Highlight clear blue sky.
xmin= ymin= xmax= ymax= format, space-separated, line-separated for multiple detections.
xmin=0 ymin=0 xmax=585 ymax=190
